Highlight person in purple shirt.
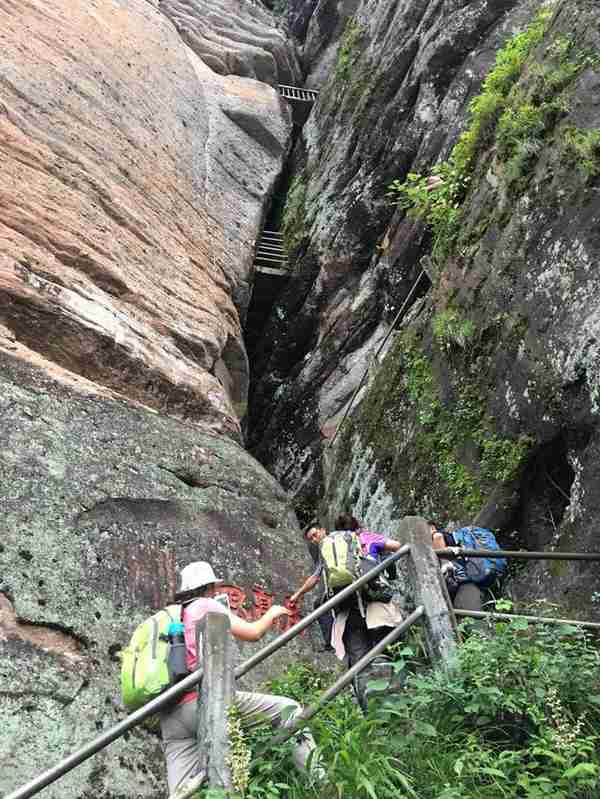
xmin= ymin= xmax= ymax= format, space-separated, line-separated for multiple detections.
xmin=290 ymin=514 xmax=403 ymax=711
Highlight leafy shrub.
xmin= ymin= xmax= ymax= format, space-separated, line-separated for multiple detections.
xmin=560 ymin=127 xmax=600 ymax=179
xmin=432 ymin=308 xmax=476 ymax=348
xmin=377 ymin=620 xmax=600 ymax=798
xmin=385 ymin=3 xmax=593 ymax=261
xmin=197 ymin=624 xmax=600 ymax=799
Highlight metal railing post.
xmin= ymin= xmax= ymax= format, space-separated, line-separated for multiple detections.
xmin=399 ymin=516 xmax=457 ymax=665
xmin=197 ymin=612 xmax=234 ymax=792
xmin=3 ymin=545 xmax=412 ymax=799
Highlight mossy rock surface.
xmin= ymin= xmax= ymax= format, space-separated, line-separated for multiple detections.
xmin=0 ymin=352 xmax=320 ymax=798
xmin=321 ymin=0 xmax=600 ymax=621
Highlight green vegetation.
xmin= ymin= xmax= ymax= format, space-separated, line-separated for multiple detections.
xmin=387 ymin=160 xmax=471 ymax=264
xmin=387 ymin=3 xmax=600 ymax=267
xmin=560 ymin=126 xmax=600 ymax=178
xmin=479 ymin=432 xmax=535 ymax=483
xmin=335 ymin=18 xmax=365 ymax=83
xmin=196 ymin=623 xmax=600 ymax=798
xmin=352 ymin=3 xmax=600 ymax=516
xmin=228 ymin=707 xmax=252 ymax=796
xmin=432 ymin=308 xmax=476 ymax=348
xmin=281 ymin=175 xmax=307 ymax=251
xmin=353 ymin=329 xmax=534 ymax=517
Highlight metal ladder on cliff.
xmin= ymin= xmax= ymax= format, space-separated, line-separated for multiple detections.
xmin=278 ymin=84 xmax=319 ymax=103
xmin=253 ymin=229 xmax=289 ymax=275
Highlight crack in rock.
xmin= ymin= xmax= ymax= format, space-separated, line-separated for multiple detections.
xmin=0 ymin=593 xmax=87 ymax=659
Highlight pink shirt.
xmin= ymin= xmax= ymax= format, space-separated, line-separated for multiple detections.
xmin=180 ymin=597 xmax=229 ymax=705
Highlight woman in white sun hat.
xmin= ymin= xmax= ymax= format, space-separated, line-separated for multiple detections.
xmin=159 ymin=561 xmax=323 ymax=793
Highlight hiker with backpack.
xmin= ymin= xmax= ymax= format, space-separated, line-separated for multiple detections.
xmin=430 ymin=522 xmax=507 ymax=614
xmin=290 ymin=517 xmax=404 ymax=711
xmin=289 ymin=526 xmax=333 ymax=650
xmin=122 ymin=561 xmax=322 ymax=794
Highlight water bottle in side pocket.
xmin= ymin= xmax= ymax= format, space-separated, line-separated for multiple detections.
xmin=167 ymin=621 xmax=188 ymax=684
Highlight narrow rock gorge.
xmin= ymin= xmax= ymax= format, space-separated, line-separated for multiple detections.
xmin=1 ymin=1 xmax=306 ymax=795
xmin=2 ymin=0 xmax=599 ymax=795
xmin=250 ymin=0 xmax=600 ymax=619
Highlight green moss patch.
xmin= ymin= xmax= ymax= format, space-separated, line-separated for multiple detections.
xmin=349 ymin=327 xmax=535 ymax=517
xmin=560 ymin=126 xmax=600 ymax=178
xmin=281 ymin=174 xmax=307 ymax=252
xmin=387 ymin=3 xmax=600 ymax=268
xmin=335 ymin=18 xmax=366 ymax=83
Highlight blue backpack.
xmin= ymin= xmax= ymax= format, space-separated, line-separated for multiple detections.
xmin=451 ymin=527 xmax=507 ymax=587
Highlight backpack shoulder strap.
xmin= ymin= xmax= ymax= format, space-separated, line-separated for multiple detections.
xmin=164 ymin=604 xmax=183 ymax=622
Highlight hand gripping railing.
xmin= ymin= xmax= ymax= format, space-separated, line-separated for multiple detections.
xmin=3 ymin=545 xmax=413 ymax=799
xmin=435 ymin=545 xmax=600 ymax=632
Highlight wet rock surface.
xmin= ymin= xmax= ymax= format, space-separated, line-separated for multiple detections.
xmin=0 ymin=351 xmax=316 ymax=797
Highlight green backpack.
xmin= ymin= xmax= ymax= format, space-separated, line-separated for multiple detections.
xmin=320 ymin=530 xmax=362 ymax=592
xmin=320 ymin=531 xmax=395 ymax=604
xmin=121 ymin=604 xmax=182 ymax=711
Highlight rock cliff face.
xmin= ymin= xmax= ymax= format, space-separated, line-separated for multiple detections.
xmin=0 ymin=351 xmax=313 ymax=797
xmin=250 ymin=0 xmax=544 ymax=510
xmin=0 ymin=1 xmax=312 ymax=796
xmin=161 ymin=0 xmax=300 ymax=84
xmin=0 ymin=0 xmax=295 ymax=435
xmin=250 ymin=0 xmax=600 ymax=617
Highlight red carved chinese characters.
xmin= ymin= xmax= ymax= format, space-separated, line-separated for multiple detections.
xmin=219 ymin=585 xmax=249 ymax=620
xmin=251 ymin=586 xmax=274 ymax=620
xmin=218 ymin=585 xmax=303 ymax=634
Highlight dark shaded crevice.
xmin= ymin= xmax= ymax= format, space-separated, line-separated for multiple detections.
xmin=16 ymin=617 xmax=91 ymax=649
xmin=76 ymin=497 xmax=186 ymax=529
xmin=0 ymin=681 xmax=88 ymax=707
xmin=1 ymin=592 xmax=89 ymax=653
xmin=244 ymin=112 xmax=313 ymax=415
xmin=509 ymin=433 xmax=579 ymax=550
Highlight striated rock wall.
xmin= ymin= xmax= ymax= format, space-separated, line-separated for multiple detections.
xmin=161 ymin=0 xmax=301 ymax=84
xmin=250 ymin=0 xmax=543 ymax=513
xmin=0 ymin=1 xmax=317 ymax=796
xmin=0 ymin=0 xmax=293 ymax=436
xmin=250 ymin=0 xmax=600 ymax=617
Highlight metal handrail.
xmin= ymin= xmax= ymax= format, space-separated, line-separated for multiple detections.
xmin=173 ymin=607 xmax=427 ymax=799
xmin=327 ymin=268 xmax=428 ymax=448
xmin=9 ymin=538 xmax=600 ymax=799
xmin=4 ymin=546 xmax=411 ymax=799
xmin=436 ymin=547 xmax=600 ymax=562
xmin=455 ymin=608 xmax=600 ymax=631
xmin=264 ymin=606 xmax=425 ymax=747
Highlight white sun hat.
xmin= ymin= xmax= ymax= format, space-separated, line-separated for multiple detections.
xmin=178 ymin=561 xmax=223 ymax=593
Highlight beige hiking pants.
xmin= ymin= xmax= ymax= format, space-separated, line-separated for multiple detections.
xmin=160 ymin=691 xmax=317 ymax=793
